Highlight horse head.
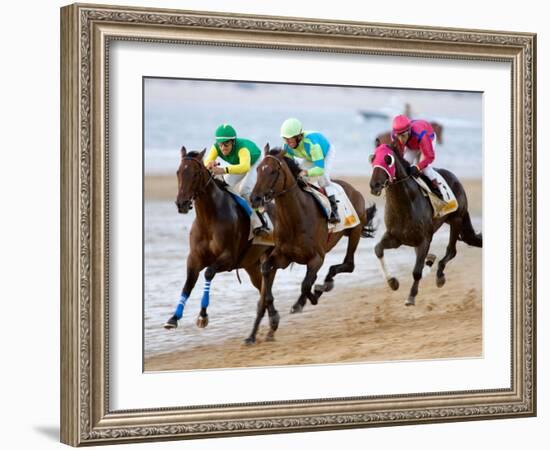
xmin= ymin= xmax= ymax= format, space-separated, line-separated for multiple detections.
xmin=369 ymin=140 xmax=408 ymax=196
xmin=250 ymin=143 xmax=297 ymax=208
xmin=175 ymin=146 xmax=208 ymax=214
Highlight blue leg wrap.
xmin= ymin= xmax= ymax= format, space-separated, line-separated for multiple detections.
xmin=201 ymin=280 xmax=211 ymax=309
xmin=174 ymin=293 xmax=189 ymax=320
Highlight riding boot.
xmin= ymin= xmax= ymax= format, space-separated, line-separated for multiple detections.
xmin=253 ymin=210 xmax=270 ymax=236
xmin=430 ymin=179 xmax=444 ymax=201
xmin=327 ymin=195 xmax=340 ymax=224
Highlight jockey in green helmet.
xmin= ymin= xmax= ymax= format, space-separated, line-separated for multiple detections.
xmin=204 ymin=124 xmax=270 ymax=235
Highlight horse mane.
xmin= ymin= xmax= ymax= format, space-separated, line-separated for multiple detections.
xmin=268 ymin=147 xmax=301 ymax=180
xmin=386 ymin=142 xmax=408 ymax=171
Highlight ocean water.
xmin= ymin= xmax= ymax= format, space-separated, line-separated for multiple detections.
xmin=144 ymin=79 xmax=483 ymax=178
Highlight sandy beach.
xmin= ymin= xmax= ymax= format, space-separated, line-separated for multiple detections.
xmin=144 ymin=175 xmax=482 ymax=372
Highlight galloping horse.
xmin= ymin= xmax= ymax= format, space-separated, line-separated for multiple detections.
xmin=369 ymin=141 xmax=482 ymax=306
xmin=164 ymin=147 xmax=272 ymax=330
xmin=375 ymin=121 xmax=444 ymax=147
xmin=246 ymin=144 xmax=376 ymax=344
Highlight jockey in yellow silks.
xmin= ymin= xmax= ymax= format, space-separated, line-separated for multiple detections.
xmin=204 ymin=124 xmax=270 ymax=235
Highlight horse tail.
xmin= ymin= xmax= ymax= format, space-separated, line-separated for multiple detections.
xmin=361 ymin=203 xmax=377 ymax=238
xmin=235 ymin=269 xmax=242 ymax=284
xmin=459 ymin=212 xmax=482 ymax=247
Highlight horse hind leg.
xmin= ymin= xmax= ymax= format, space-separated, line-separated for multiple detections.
xmin=436 ymin=217 xmax=461 ymax=288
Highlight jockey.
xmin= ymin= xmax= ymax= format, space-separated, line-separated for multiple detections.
xmin=280 ymin=118 xmax=340 ymax=224
xmin=391 ymin=115 xmax=443 ymax=199
xmin=204 ymin=124 xmax=270 ymax=235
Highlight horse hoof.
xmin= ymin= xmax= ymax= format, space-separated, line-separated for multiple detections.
xmin=163 ymin=316 xmax=178 ymax=329
xmin=314 ymin=284 xmax=325 ymax=294
xmin=323 ymin=280 xmax=335 ymax=292
xmin=308 ymin=294 xmax=318 ymax=305
xmin=196 ymin=315 xmax=209 ymax=328
xmin=405 ymin=297 xmax=416 ymax=306
xmin=425 ymin=254 xmax=437 ymax=267
xmin=388 ymin=277 xmax=400 ymax=291
xmin=269 ymin=311 xmax=280 ymax=331
xmin=265 ymin=333 xmax=276 ymax=342
xmin=436 ymin=275 xmax=446 ymax=288
xmin=290 ymin=303 xmax=303 ymax=314
xmin=244 ymin=336 xmax=256 ymax=345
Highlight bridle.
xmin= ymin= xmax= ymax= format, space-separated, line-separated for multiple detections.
xmin=179 ymin=157 xmax=215 ymax=201
xmin=259 ymin=155 xmax=299 ymax=202
xmin=372 ymin=148 xmax=411 ymax=192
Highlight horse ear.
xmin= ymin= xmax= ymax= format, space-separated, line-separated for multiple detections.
xmin=264 ymin=142 xmax=270 ymax=155
xmin=180 ymin=146 xmax=187 ymax=159
xmin=198 ymin=148 xmax=206 ymax=160
xmin=368 ymin=154 xmax=375 ymax=164
xmin=375 ymin=138 xmax=381 ymax=147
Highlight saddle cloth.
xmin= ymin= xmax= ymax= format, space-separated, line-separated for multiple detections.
xmin=303 ymin=183 xmax=361 ymax=232
xmin=224 ymin=184 xmax=275 ymax=246
xmin=414 ymin=170 xmax=459 ymax=219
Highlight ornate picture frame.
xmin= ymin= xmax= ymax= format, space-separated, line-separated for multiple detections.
xmin=60 ymin=3 xmax=536 ymax=446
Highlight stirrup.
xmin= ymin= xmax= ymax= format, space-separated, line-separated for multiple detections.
xmin=329 ymin=212 xmax=340 ymax=224
xmin=253 ymin=226 xmax=270 ymax=237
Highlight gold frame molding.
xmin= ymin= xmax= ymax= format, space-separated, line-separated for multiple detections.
xmin=60 ymin=3 xmax=536 ymax=446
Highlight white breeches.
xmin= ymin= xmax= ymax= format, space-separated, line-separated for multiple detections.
xmin=301 ymin=146 xmax=337 ymax=196
xmin=403 ymin=136 xmax=437 ymax=180
xmin=223 ymin=158 xmax=261 ymax=202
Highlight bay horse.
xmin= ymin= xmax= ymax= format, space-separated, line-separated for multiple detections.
xmin=375 ymin=121 xmax=444 ymax=147
xmin=163 ymin=147 xmax=272 ymax=330
xmin=246 ymin=144 xmax=376 ymax=344
xmin=369 ymin=141 xmax=482 ymax=306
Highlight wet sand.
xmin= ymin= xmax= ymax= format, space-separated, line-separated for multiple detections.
xmin=144 ymin=174 xmax=482 ymax=371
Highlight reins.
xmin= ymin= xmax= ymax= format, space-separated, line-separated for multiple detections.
xmin=182 ymin=157 xmax=215 ymax=200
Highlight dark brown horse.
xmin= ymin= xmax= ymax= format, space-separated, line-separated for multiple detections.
xmin=375 ymin=121 xmax=444 ymax=146
xmin=246 ymin=144 xmax=376 ymax=344
xmin=369 ymin=141 xmax=482 ymax=306
xmin=164 ymin=147 xmax=271 ymax=330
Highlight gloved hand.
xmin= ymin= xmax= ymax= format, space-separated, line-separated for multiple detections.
xmin=407 ymin=165 xmax=421 ymax=178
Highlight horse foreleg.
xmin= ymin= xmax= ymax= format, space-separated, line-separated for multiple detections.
xmin=405 ymin=240 xmax=431 ymax=306
xmin=245 ymin=254 xmax=280 ymax=344
xmin=315 ymin=227 xmax=361 ymax=297
xmin=291 ymin=254 xmax=324 ymax=313
xmin=164 ymin=256 xmax=202 ymax=329
xmin=196 ymin=266 xmax=216 ymax=328
xmin=436 ymin=217 xmax=461 ymax=288
xmin=375 ymin=232 xmax=402 ymax=291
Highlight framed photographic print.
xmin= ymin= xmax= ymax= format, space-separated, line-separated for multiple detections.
xmin=60 ymin=3 xmax=536 ymax=446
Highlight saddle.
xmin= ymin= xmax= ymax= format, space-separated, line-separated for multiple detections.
xmin=301 ymin=182 xmax=360 ymax=232
xmin=414 ymin=170 xmax=459 ymax=219
xmin=221 ymin=182 xmax=275 ymax=246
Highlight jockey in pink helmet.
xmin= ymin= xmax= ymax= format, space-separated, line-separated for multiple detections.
xmin=391 ymin=114 xmax=443 ymax=199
